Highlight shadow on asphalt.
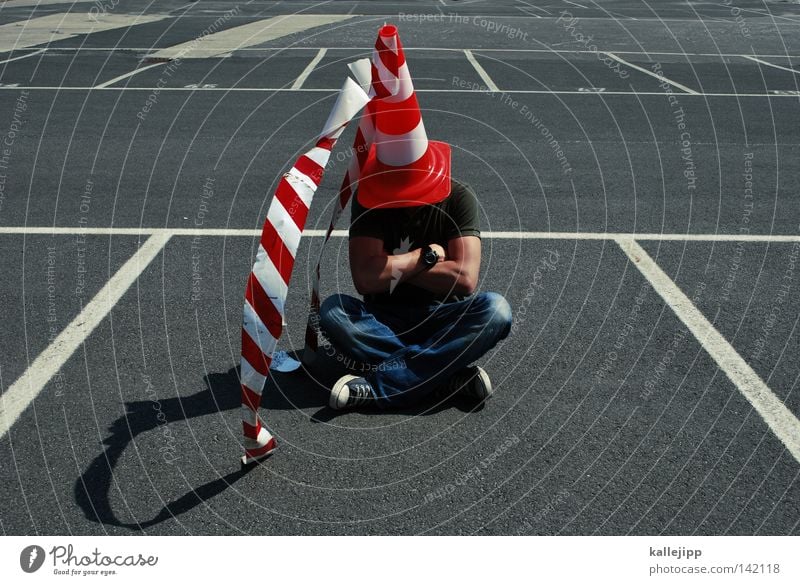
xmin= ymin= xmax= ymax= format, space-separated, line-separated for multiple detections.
xmin=74 ymin=352 xmax=475 ymax=530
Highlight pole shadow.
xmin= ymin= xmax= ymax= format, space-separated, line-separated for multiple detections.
xmin=74 ymin=350 xmax=468 ymax=530
xmin=73 ymin=359 xmax=325 ymax=530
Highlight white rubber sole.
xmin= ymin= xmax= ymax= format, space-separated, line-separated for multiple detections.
xmin=329 ymin=374 xmax=359 ymax=410
xmin=474 ymin=366 xmax=493 ymax=401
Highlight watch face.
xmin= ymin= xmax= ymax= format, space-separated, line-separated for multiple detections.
xmin=423 ymin=248 xmax=438 ymax=266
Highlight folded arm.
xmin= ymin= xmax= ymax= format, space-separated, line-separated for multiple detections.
xmin=349 ymin=235 xmax=481 ymax=297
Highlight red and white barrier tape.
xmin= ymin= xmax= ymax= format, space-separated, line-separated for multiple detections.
xmin=239 ymin=73 xmax=370 ymax=465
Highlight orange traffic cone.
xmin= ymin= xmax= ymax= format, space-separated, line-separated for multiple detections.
xmin=357 ymin=24 xmax=451 ymax=209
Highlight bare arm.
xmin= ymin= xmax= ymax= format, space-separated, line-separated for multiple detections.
xmin=348 ymin=235 xmax=480 ymax=297
xmin=407 ymin=236 xmax=480 ymax=296
xmin=348 ymin=237 xmax=443 ymax=295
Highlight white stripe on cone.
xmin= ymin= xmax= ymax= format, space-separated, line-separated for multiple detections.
xmin=374 ymin=119 xmax=429 ymax=167
xmin=381 ymin=62 xmax=414 ymax=104
xmin=372 ymin=48 xmax=400 ymax=96
xmin=380 ymin=32 xmax=399 ymax=54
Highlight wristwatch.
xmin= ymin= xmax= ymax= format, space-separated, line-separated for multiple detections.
xmin=421 ymin=245 xmax=439 ymax=268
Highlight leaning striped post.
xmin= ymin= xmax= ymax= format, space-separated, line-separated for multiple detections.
xmin=239 ymin=73 xmax=371 ymax=465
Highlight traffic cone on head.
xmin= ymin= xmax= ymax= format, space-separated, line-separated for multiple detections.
xmin=357 ymin=24 xmax=451 ymax=209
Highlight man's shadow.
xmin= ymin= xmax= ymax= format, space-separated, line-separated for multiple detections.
xmin=74 ymin=352 xmax=464 ymax=530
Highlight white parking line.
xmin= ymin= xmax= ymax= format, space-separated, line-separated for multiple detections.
xmin=604 ymin=52 xmax=701 ymax=95
xmin=616 ymin=238 xmax=800 ymax=465
xmin=95 ymin=15 xmax=355 ymax=92
xmin=0 ymin=232 xmax=171 ymax=441
xmin=516 ymin=8 xmax=541 ymax=18
xmin=93 ymin=61 xmax=166 ymax=89
xmin=515 ymin=0 xmax=552 ymax=15
xmin=0 ymin=86 xmax=796 ymax=98
xmin=291 ymin=47 xmax=327 ymax=90
xmin=742 ymin=55 xmax=800 ymax=76
xmin=0 ymin=0 xmax=84 ymax=6
xmin=0 ymin=85 xmax=800 ymax=99
xmin=0 ymin=13 xmax=169 ymax=53
xmin=146 ymin=15 xmax=355 ymax=60
xmin=464 ymin=49 xmax=500 ymax=92
xmin=697 ymin=2 xmax=800 ymax=25
xmin=1 ymin=226 xmax=799 ymax=242
xmin=11 ymin=46 xmax=800 ymax=59
xmin=0 ymin=48 xmax=46 ymax=65
xmin=2 ymin=228 xmax=797 ymax=441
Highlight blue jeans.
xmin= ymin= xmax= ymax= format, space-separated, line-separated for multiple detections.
xmin=318 ymin=292 xmax=513 ymax=408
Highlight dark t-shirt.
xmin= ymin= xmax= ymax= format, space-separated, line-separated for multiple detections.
xmin=349 ymin=178 xmax=481 ymax=305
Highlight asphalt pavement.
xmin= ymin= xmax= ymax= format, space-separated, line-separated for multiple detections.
xmin=0 ymin=0 xmax=798 ymax=535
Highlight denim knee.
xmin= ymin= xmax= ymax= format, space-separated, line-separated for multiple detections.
xmin=319 ymin=294 xmax=355 ymax=336
xmin=479 ymin=292 xmax=513 ymax=339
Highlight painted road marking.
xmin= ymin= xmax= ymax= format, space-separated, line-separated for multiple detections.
xmin=516 ymin=0 xmax=552 ymax=16
xmin=742 ymin=55 xmax=800 ymax=76
xmin=7 ymin=47 xmax=800 ymax=58
xmin=616 ymin=237 xmax=800 ymax=465
xmin=10 ymin=47 xmax=800 ymax=58
xmin=0 ymin=48 xmax=46 ymax=65
xmin=604 ymin=52 xmax=701 ymax=95
xmin=145 ymin=15 xmax=355 ymax=60
xmin=0 ymin=233 xmax=171 ymax=440
xmin=0 ymin=86 xmax=791 ymax=98
xmin=701 ymin=2 xmax=800 ymax=26
xmin=464 ymin=49 xmax=501 ymax=92
xmin=2 ymin=0 xmax=99 ymax=6
xmin=93 ymin=61 xmax=166 ymax=89
xmin=291 ymin=47 xmax=327 ymax=90
xmin=0 ymin=13 xmax=169 ymax=53
xmin=1 ymin=227 xmax=799 ymax=242
xmin=1 ymin=229 xmax=798 ymax=444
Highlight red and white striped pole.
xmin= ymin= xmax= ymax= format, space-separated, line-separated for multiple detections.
xmin=239 ymin=75 xmax=370 ymax=465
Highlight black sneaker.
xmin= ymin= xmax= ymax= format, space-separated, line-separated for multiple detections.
xmin=439 ymin=366 xmax=493 ymax=403
xmin=329 ymin=375 xmax=376 ymax=410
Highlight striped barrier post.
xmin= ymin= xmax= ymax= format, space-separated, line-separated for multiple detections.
xmin=239 ymin=74 xmax=370 ymax=465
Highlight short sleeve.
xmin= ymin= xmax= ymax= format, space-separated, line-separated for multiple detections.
xmin=443 ymin=180 xmax=481 ymax=241
xmin=348 ymin=193 xmax=386 ymax=240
